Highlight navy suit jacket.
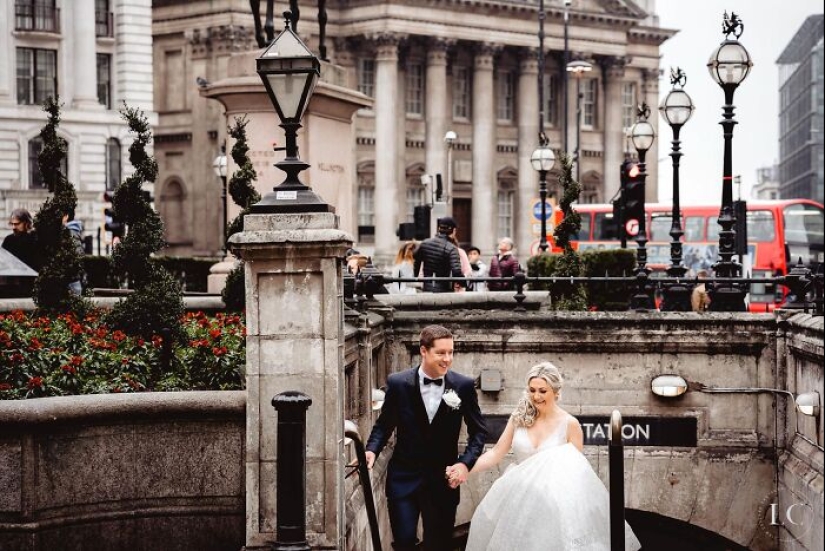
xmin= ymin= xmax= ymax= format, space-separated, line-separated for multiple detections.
xmin=366 ymin=366 xmax=488 ymax=505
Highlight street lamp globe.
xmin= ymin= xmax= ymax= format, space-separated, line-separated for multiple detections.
xmin=707 ymin=39 xmax=752 ymax=87
xmin=212 ymin=152 xmax=227 ymax=179
xmin=530 ymin=145 xmax=555 ymax=173
xmin=630 ymin=118 xmax=655 ymax=152
xmin=565 ymin=59 xmax=592 ymax=75
xmin=659 ymin=86 xmax=694 ymax=127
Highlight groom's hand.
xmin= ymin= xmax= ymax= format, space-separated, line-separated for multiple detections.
xmin=364 ymin=451 xmax=376 ymax=470
xmin=446 ymin=463 xmax=469 ymax=489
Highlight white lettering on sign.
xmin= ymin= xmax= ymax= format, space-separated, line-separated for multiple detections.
xmin=276 ymin=191 xmax=298 ymax=200
xmin=582 ymin=423 xmax=651 ymax=441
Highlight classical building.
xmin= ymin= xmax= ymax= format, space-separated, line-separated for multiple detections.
xmin=0 ymin=0 xmax=155 ymax=250
xmin=777 ymin=13 xmax=824 ymax=204
xmin=753 ymin=164 xmax=780 ymax=201
xmin=153 ymin=0 xmax=674 ymax=263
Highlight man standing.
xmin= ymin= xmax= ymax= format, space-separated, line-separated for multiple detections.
xmin=488 ymin=237 xmax=520 ymax=291
xmin=413 ymin=217 xmax=466 ymax=293
xmin=365 ymin=325 xmax=487 ymax=551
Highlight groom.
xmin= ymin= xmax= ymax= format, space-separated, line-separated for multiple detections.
xmin=365 ymin=325 xmax=487 ymax=551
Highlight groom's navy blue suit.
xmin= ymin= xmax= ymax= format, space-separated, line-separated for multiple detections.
xmin=366 ymin=366 xmax=487 ymax=550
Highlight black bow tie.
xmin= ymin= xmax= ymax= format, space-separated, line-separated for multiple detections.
xmin=423 ymin=377 xmax=443 ymax=386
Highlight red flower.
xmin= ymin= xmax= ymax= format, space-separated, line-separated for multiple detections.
xmin=212 ymin=346 xmax=228 ymax=356
xmin=27 ymin=376 xmax=43 ymax=389
xmin=112 ymin=330 xmax=126 ymax=342
xmin=152 ymin=335 xmax=163 ymax=347
xmin=96 ymin=327 xmax=108 ymax=339
xmin=61 ymin=365 xmax=77 ymax=375
xmin=28 ymin=337 xmax=43 ymax=350
xmin=137 ymin=338 xmax=146 ymax=347
xmin=198 ymin=318 xmax=210 ymax=328
xmin=71 ymin=356 xmax=83 ymax=366
xmin=0 ymin=382 xmax=12 ymax=391
xmin=11 ymin=353 xmax=24 ymax=363
xmin=209 ymin=329 xmax=222 ymax=339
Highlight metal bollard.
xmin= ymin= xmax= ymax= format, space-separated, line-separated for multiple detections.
xmin=271 ymin=391 xmax=312 ymax=551
xmin=608 ymin=410 xmax=625 ymax=551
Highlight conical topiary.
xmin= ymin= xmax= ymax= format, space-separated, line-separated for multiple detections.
xmin=550 ymin=152 xmax=587 ymax=310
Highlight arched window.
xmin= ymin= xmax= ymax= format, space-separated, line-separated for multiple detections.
xmin=106 ymin=138 xmax=121 ymax=191
xmin=356 ymin=161 xmax=375 ymax=244
xmin=497 ymin=167 xmax=518 ymax=239
xmin=28 ymin=136 xmax=67 ymax=189
xmin=579 ymin=171 xmax=602 ymax=204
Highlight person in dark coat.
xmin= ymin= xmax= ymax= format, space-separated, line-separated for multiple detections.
xmin=365 ymin=325 xmax=488 ymax=551
xmin=413 ymin=217 xmax=466 ymax=293
xmin=2 ymin=208 xmax=43 ymax=272
xmin=488 ymin=237 xmax=520 ymax=291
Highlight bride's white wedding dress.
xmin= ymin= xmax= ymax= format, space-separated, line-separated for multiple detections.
xmin=465 ymin=414 xmax=642 ymax=551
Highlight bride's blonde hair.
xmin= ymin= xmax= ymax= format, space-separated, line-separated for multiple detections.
xmin=510 ymin=362 xmax=564 ymax=428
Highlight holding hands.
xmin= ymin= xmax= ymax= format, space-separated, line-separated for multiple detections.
xmin=445 ymin=462 xmax=469 ymax=489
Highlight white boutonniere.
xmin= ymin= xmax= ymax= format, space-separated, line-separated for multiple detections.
xmin=442 ymin=389 xmax=461 ymax=410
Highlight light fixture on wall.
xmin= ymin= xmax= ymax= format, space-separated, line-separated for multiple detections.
xmin=371 ymin=388 xmax=386 ymax=411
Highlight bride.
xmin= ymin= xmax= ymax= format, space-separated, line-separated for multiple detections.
xmin=463 ymin=362 xmax=641 ymax=551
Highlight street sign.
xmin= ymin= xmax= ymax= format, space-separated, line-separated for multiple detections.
xmin=625 ymin=218 xmax=639 ymax=237
xmin=532 ymin=200 xmax=553 ymax=221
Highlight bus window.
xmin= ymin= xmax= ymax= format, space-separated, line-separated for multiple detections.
xmin=685 ymin=216 xmax=704 ymax=241
xmin=707 ymin=217 xmax=719 ymax=242
xmin=576 ymin=212 xmax=592 ymax=240
xmin=783 ymin=203 xmax=824 ymax=245
xmin=594 ymin=212 xmax=618 ymax=240
xmin=650 ymin=214 xmax=673 ymax=241
xmin=747 ymin=211 xmax=775 ymax=242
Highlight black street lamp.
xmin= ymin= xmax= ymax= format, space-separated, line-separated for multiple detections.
xmin=629 ymin=102 xmax=656 ymax=310
xmin=706 ymin=11 xmax=752 ymax=311
xmin=659 ymin=67 xmax=695 ymax=311
xmin=566 ymin=59 xmax=592 ymax=183
xmin=253 ymin=11 xmax=330 ymax=214
xmin=531 ymin=139 xmax=556 ymax=254
xmin=212 ymin=145 xmax=228 ymax=254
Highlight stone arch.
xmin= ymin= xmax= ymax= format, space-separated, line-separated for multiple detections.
xmin=580 ymin=169 xmax=602 ymax=204
xmin=158 ymin=178 xmax=189 ymax=246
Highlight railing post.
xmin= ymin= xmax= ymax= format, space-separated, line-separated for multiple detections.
xmin=344 ymin=420 xmax=382 ymax=551
xmin=608 ymin=409 xmax=625 ymax=551
xmin=272 ymin=391 xmax=313 ymax=551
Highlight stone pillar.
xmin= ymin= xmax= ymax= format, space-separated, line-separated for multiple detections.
xmin=425 ymin=39 xmax=451 ymax=187
xmin=602 ymin=57 xmax=626 ymax=202
xmin=642 ymin=68 xmax=660 ymax=202
xmin=472 ymin=44 xmax=497 ymax=255
xmin=230 ymin=212 xmax=352 ymax=550
xmin=373 ymin=34 xmax=401 ymax=262
xmin=72 ymin=0 xmax=101 ymax=109
xmin=517 ymin=49 xmax=540 ymax=257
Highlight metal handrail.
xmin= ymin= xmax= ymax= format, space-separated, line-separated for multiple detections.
xmin=608 ymin=410 xmax=625 ymax=551
xmin=344 ymin=420 xmax=382 ymax=551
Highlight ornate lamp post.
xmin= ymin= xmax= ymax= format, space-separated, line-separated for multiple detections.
xmin=566 ymin=59 xmax=592 ymax=183
xmin=659 ymin=68 xmax=695 ymax=311
xmin=531 ymin=139 xmax=556 ymax=253
xmin=253 ymin=11 xmax=329 ymax=213
xmin=706 ymin=11 xmax=752 ymax=311
xmin=629 ymin=103 xmax=656 ymax=310
xmin=212 ymin=145 xmax=228 ymax=254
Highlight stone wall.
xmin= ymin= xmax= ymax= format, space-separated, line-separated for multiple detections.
xmin=0 ymin=391 xmax=245 ymax=551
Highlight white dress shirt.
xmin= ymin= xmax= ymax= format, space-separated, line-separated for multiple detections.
xmin=418 ymin=366 xmax=445 ymax=422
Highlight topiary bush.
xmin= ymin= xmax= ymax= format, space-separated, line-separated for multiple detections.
xmin=32 ymin=97 xmax=91 ymax=315
xmin=105 ymin=105 xmax=184 ymax=340
xmin=222 ymin=116 xmax=261 ymax=312
xmin=549 ymin=152 xmax=587 ymax=311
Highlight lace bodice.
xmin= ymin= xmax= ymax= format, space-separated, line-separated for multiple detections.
xmin=511 ymin=414 xmax=570 ymax=463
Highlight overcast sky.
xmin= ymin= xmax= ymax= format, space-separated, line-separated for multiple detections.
xmin=655 ymin=0 xmax=823 ymax=204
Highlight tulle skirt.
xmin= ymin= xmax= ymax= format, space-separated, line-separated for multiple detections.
xmin=465 ymin=443 xmax=641 ymax=551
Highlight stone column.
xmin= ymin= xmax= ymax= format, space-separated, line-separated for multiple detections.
xmin=72 ymin=0 xmax=101 ymax=109
xmin=230 ymin=212 xmax=352 ymax=551
xmin=373 ymin=34 xmax=401 ymax=262
xmin=425 ymin=39 xmax=451 ymax=188
xmin=642 ymin=68 xmax=660 ymax=202
xmin=517 ymin=49 xmax=540 ymax=257
xmin=602 ymin=57 xmax=627 ymax=202
xmin=472 ymin=44 xmax=497 ymax=254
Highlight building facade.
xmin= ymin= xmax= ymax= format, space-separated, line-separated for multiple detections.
xmin=777 ymin=13 xmax=824 ymax=204
xmin=0 ymin=0 xmax=155 ymax=249
xmin=753 ymin=164 xmax=780 ymax=201
xmin=153 ymin=0 xmax=673 ymax=263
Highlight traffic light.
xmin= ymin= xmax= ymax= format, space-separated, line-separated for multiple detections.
xmin=413 ymin=205 xmax=431 ymax=240
xmin=103 ymin=191 xmax=125 ymax=240
xmin=622 ymin=160 xmax=644 ymax=240
xmin=733 ymin=199 xmax=747 ymax=258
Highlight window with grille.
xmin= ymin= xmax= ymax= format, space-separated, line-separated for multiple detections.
xmin=622 ymin=82 xmax=636 ymax=131
xmin=453 ymin=66 xmax=470 ymax=119
xmin=497 ymin=70 xmax=515 ymax=122
xmin=15 ymin=0 xmax=59 ymax=32
xmin=406 ymin=62 xmax=424 ymax=116
xmin=97 ymin=54 xmax=112 ymax=108
xmin=358 ymin=58 xmax=375 ymax=99
xmin=544 ymin=73 xmax=558 ymax=127
xmin=16 ymin=48 xmax=57 ymax=105
xmin=582 ymin=78 xmax=597 ymax=129
xmin=357 ymin=180 xmax=375 ymax=243
xmin=106 ymin=138 xmax=121 ymax=191
xmin=28 ymin=136 xmax=67 ymax=189
xmin=497 ymin=189 xmax=515 ymax=238
xmin=95 ymin=0 xmax=113 ymax=37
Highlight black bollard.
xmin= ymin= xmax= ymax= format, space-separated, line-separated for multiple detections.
xmin=271 ymin=391 xmax=312 ymax=551
xmin=608 ymin=410 xmax=625 ymax=551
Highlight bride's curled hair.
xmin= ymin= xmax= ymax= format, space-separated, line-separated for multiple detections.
xmin=510 ymin=362 xmax=564 ymax=427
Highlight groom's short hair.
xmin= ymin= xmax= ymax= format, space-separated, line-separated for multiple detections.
xmin=420 ymin=325 xmax=453 ymax=349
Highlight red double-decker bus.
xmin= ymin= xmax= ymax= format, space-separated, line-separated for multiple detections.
xmin=571 ymin=199 xmax=824 ymax=312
